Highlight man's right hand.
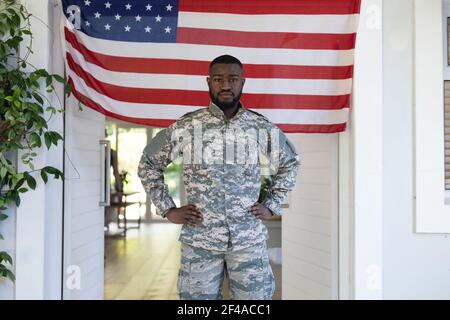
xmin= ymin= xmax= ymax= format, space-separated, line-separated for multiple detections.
xmin=165 ymin=204 xmax=203 ymax=227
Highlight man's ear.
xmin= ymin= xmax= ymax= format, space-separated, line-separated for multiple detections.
xmin=206 ymin=76 xmax=210 ymax=85
xmin=242 ymin=77 xmax=246 ymax=87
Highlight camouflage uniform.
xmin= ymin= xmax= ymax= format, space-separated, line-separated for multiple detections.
xmin=138 ymin=102 xmax=300 ymax=299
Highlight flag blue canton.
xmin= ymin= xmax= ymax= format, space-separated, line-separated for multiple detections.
xmin=62 ymin=0 xmax=179 ymax=42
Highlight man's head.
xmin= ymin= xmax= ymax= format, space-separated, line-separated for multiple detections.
xmin=207 ymin=55 xmax=245 ymax=110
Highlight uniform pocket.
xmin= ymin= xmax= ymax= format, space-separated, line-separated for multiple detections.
xmin=177 ymin=259 xmax=210 ymax=298
xmin=188 ymin=261 xmax=208 ymax=294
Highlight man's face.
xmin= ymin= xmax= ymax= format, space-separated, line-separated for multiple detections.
xmin=207 ymin=63 xmax=245 ymax=110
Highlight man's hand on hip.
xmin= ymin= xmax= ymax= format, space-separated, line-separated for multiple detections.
xmin=165 ymin=204 xmax=203 ymax=227
xmin=250 ymin=202 xmax=274 ymax=220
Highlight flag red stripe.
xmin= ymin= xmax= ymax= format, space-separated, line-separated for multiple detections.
xmin=70 ymin=77 xmax=344 ymax=133
xmin=67 ymin=52 xmax=350 ymax=110
xmin=278 ymin=123 xmax=347 ymax=133
xmin=177 ymin=27 xmax=357 ymax=50
xmin=65 ymin=28 xmax=353 ymax=79
xmin=240 ymin=95 xmax=349 ymax=110
xmin=69 ymin=78 xmax=176 ymax=127
xmin=179 ymin=0 xmax=361 ymax=15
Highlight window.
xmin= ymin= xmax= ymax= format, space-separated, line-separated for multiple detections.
xmin=445 ymin=80 xmax=450 ymax=190
xmin=445 ymin=10 xmax=450 ymax=191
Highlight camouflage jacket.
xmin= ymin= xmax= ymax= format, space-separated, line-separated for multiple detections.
xmin=138 ymin=102 xmax=300 ymax=252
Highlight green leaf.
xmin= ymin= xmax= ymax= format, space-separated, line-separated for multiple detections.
xmin=0 ymin=167 xmax=7 ymax=179
xmin=43 ymin=166 xmax=64 ymax=180
xmin=13 ymin=192 xmax=20 ymax=207
xmin=65 ymin=81 xmax=72 ymax=97
xmin=0 ymin=214 xmax=8 ymax=221
xmin=12 ymin=15 xmax=20 ymax=28
xmin=44 ymin=131 xmax=51 ymax=149
xmin=40 ymin=170 xmax=48 ymax=183
xmin=32 ymin=92 xmax=43 ymax=104
xmin=52 ymin=74 xmax=64 ymax=83
xmin=14 ymin=178 xmax=25 ymax=190
xmin=24 ymin=172 xmax=36 ymax=190
xmin=45 ymin=76 xmax=52 ymax=88
xmin=6 ymin=269 xmax=15 ymax=282
xmin=0 ymin=234 xmax=4 ymax=240
xmin=46 ymin=106 xmax=56 ymax=113
xmin=0 ymin=252 xmax=13 ymax=265
xmin=30 ymin=132 xmax=41 ymax=148
xmin=50 ymin=131 xmax=63 ymax=146
xmin=18 ymin=187 xmax=27 ymax=193
xmin=22 ymin=29 xmax=31 ymax=35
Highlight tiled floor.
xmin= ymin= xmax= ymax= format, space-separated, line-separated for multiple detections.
xmin=104 ymin=222 xmax=281 ymax=300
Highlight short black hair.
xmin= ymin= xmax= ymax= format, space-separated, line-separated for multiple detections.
xmin=209 ymin=55 xmax=243 ymax=71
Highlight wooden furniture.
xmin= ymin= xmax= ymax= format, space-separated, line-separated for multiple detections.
xmin=107 ymin=191 xmax=142 ymax=237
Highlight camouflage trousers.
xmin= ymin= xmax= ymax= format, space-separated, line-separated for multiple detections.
xmin=177 ymin=241 xmax=275 ymax=300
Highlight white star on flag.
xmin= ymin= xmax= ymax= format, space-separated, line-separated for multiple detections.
xmin=155 ymin=15 xmax=162 ymax=22
xmin=84 ymin=20 xmax=90 ymax=26
xmin=104 ymin=2 xmax=111 ymax=9
xmin=146 ymin=4 xmax=152 ymax=11
xmin=144 ymin=26 xmax=151 ymax=33
xmin=135 ymin=15 xmax=142 ymax=22
xmin=104 ymin=24 xmax=111 ymax=30
xmin=114 ymin=14 xmax=121 ymax=21
xmin=84 ymin=0 xmax=90 ymax=6
xmin=166 ymin=4 xmax=173 ymax=11
xmin=165 ymin=26 xmax=171 ymax=33
xmin=124 ymin=25 xmax=131 ymax=32
xmin=125 ymin=3 xmax=132 ymax=10
xmin=94 ymin=12 xmax=101 ymax=18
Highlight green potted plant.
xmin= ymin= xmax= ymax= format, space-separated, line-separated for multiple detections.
xmin=0 ymin=0 xmax=70 ymax=282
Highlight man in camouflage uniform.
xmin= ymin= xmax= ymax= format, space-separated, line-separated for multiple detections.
xmin=138 ymin=55 xmax=300 ymax=300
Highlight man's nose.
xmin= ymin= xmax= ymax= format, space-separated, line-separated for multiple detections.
xmin=220 ymin=81 xmax=232 ymax=90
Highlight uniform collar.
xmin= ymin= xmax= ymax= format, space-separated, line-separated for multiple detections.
xmin=208 ymin=101 xmax=247 ymax=121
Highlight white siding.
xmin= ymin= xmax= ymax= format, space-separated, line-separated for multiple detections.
xmin=282 ymin=134 xmax=338 ymax=299
xmin=63 ymin=102 xmax=105 ymax=300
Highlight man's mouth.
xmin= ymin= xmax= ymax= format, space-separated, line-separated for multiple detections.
xmin=219 ymin=92 xmax=233 ymax=97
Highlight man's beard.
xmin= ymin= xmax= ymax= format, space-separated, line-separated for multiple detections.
xmin=209 ymin=89 xmax=242 ymax=110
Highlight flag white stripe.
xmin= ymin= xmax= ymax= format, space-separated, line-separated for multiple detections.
xmin=69 ymin=70 xmax=349 ymax=125
xmin=67 ymin=44 xmax=352 ymax=96
xmin=178 ymin=12 xmax=359 ymax=34
xmin=68 ymin=26 xmax=355 ymax=66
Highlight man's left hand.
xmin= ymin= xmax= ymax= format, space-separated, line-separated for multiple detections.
xmin=250 ymin=202 xmax=274 ymax=220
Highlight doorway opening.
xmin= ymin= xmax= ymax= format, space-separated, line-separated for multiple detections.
xmin=103 ymin=118 xmax=182 ymax=299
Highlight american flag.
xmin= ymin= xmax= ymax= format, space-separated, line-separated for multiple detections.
xmin=61 ymin=0 xmax=361 ymax=133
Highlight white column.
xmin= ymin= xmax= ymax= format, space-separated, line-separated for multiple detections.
xmin=351 ymin=0 xmax=383 ymax=299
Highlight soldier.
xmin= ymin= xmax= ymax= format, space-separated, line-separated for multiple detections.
xmin=138 ymin=55 xmax=300 ymax=300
